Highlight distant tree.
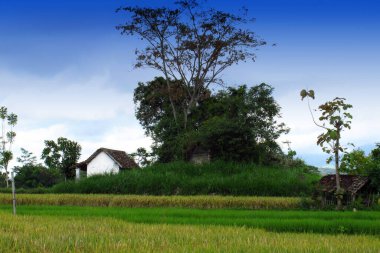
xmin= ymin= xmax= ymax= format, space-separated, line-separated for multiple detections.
xmin=117 ymin=0 xmax=266 ymax=130
xmin=0 ymin=106 xmax=18 ymax=187
xmin=14 ymin=164 xmax=62 ymax=188
xmin=301 ymin=90 xmax=353 ymax=209
xmin=17 ymin=148 xmax=37 ymax=167
xmin=371 ymin=143 xmax=380 ymax=162
xmin=41 ymin=137 xmax=81 ymax=180
xmin=340 ymin=144 xmax=380 ymax=194
xmin=340 ymin=149 xmax=371 ymax=175
xmin=130 ymin=147 xmax=155 ymax=167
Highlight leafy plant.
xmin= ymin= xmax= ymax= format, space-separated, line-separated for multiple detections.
xmin=301 ymin=90 xmax=353 ymax=209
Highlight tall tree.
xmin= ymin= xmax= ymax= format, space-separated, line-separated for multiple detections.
xmin=0 ymin=106 xmax=18 ymax=187
xmin=135 ymin=78 xmax=288 ymax=163
xmin=41 ymin=137 xmax=81 ymax=180
xmin=301 ymin=90 xmax=353 ymax=209
xmin=117 ymin=0 xmax=266 ymax=130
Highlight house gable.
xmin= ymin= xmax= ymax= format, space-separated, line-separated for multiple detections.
xmin=87 ymin=151 xmax=120 ymax=176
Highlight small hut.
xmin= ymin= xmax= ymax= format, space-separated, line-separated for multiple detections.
xmin=319 ymin=174 xmax=376 ymax=206
xmin=187 ymin=146 xmax=210 ymax=164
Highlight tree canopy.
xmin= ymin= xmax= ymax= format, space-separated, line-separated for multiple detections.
xmin=117 ymin=0 xmax=266 ymax=130
xmin=41 ymin=137 xmax=81 ymax=180
xmin=134 ymin=77 xmax=288 ymax=164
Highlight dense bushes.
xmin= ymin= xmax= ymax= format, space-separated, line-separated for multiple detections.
xmin=14 ymin=165 xmax=62 ymax=188
xmin=51 ymin=161 xmax=320 ymax=196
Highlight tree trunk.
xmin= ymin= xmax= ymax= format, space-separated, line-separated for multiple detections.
xmin=335 ymin=131 xmax=343 ymax=210
xmin=160 ymin=40 xmax=178 ymax=125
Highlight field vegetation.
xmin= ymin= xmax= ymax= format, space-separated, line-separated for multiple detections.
xmin=1 ymin=205 xmax=380 ymax=235
xmin=50 ymin=161 xmax=319 ymax=196
xmin=0 ymin=205 xmax=380 ymax=252
xmin=0 ymin=193 xmax=301 ymax=209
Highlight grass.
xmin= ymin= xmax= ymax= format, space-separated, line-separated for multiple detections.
xmin=0 ymin=193 xmax=302 ymax=209
xmin=50 ymin=161 xmax=320 ymax=196
xmin=0 ymin=206 xmax=380 ymax=252
xmin=1 ymin=205 xmax=380 ymax=235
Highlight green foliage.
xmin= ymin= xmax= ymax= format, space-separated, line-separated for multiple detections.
xmin=301 ymin=90 xmax=353 ymax=209
xmin=339 ymin=144 xmax=380 ymax=193
xmin=130 ymin=147 xmax=155 ymax=167
xmin=51 ymin=162 xmax=319 ymax=196
xmin=341 ymin=149 xmax=372 ymax=174
xmin=41 ymin=137 xmax=81 ymax=180
xmin=184 ymin=84 xmax=288 ymax=164
xmin=135 ymin=78 xmax=288 ymax=163
xmin=14 ymin=164 xmax=62 ymax=188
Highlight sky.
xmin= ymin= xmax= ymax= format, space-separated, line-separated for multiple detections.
xmin=0 ymin=0 xmax=379 ymax=168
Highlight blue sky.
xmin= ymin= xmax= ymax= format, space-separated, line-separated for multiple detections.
xmin=1 ymin=0 xmax=379 ymax=167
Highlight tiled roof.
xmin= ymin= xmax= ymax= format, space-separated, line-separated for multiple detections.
xmin=320 ymin=174 xmax=369 ymax=194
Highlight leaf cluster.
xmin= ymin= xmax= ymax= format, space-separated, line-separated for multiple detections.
xmin=41 ymin=137 xmax=81 ymax=179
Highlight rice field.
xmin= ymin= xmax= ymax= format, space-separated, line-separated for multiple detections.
xmin=0 ymin=193 xmax=302 ymax=209
xmin=0 ymin=207 xmax=379 ymax=253
xmin=1 ymin=193 xmax=379 ymax=252
xmin=1 ymin=204 xmax=380 ymax=235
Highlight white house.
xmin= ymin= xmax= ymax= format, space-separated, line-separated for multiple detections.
xmin=75 ymin=148 xmax=138 ymax=179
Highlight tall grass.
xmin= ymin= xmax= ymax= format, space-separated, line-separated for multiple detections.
xmin=52 ymin=161 xmax=319 ymax=196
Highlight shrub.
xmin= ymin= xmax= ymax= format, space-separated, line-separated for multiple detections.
xmin=14 ymin=165 xmax=63 ymax=188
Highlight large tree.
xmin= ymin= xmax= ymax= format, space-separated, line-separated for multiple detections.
xmin=117 ymin=0 xmax=266 ymax=130
xmin=135 ymin=78 xmax=288 ymax=163
xmin=0 ymin=106 xmax=17 ymax=187
xmin=41 ymin=137 xmax=81 ymax=180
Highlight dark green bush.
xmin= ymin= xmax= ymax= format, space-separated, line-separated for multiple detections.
xmin=15 ymin=165 xmax=63 ymax=188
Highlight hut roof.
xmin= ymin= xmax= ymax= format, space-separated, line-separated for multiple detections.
xmin=320 ymin=174 xmax=369 ymax=194
xmin=76 ymin=148 xmax=138 ymax=170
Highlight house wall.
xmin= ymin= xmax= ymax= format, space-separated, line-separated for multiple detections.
xmin=87 ymin=151 xmax=120 ymax=176
xmin=190 ymin=153 xmax=210 ymax=164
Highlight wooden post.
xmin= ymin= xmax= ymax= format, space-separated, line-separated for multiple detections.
xmin=11 ymin=171 xmax=16 ymax=215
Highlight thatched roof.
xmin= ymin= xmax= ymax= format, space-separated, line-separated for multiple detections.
xmin=320 ymin=174 xmax=369 ymax=194
xmin=76 ymin=148 xmax=138 ymax=170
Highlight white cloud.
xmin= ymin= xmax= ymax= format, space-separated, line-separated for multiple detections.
xmin=0 ymin=69 xmax=135 ymax=121
xmin=79 ymin=125 xmax=152 ymax=161
xmin=0 ymin=67 xmax=152 ymax=169
xmin=8 ymin=124 xmax=69 ymax=168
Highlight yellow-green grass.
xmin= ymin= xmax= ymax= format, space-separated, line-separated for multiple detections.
xmin=0 ymin=193 xmax=301 ymax=209
xmin=0 ymin=211 xmax=379 ymax=253
xmin=3 ymin=205 xmax=380 ymax=235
